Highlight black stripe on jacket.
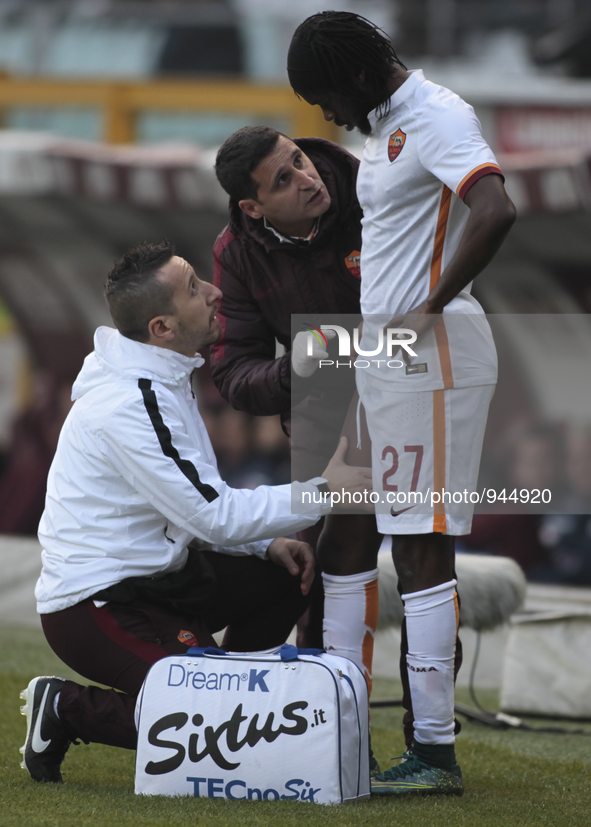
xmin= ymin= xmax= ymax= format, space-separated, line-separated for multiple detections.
xmin=138 ymin=378 xmax=219 ymax=503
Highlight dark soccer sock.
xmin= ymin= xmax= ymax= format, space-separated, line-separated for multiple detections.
xmin=413 ymin=741 xmax=458 ymax=769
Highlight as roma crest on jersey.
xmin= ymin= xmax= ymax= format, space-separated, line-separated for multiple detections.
xmin=344 ymin=249 xmax=361 ymax=279
xmin=388 ymin=128 xmax=406 ymax=162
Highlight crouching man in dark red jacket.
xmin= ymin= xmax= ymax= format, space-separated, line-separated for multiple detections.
xmin=211 ymin=128 xmax=383 ymax=720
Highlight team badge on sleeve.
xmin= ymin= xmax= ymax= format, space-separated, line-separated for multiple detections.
xmin=388 ymin=129 xmax=406 ymax=162
xmin=344 ymin=250 xmax=361 ymax=279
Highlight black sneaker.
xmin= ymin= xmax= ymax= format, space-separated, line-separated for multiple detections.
xmin=20 ymin=676 xmax=71 ymax=783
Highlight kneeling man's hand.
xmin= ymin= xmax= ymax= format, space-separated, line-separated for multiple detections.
xmin=322 ymin=437 xmax=374 ymax=512
xmin=267 ymin=537 xmax=315 ymax=596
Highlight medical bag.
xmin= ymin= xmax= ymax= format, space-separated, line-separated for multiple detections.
xmin=135 ymin=644 xmax=370 ymax=804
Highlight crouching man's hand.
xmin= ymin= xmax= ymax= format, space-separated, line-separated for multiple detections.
xmin=322 ymin=436 xmax=374 ymax=512
xmin=267 ymin=537 xmax=315 ymax=596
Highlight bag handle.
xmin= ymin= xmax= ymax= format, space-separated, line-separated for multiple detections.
xmin=185 ymin=644 xmax=324 ymax=661
xmin=186 ymin=646 xmax=227 ymax=656
xmin=279 ymin=644 xmax=324 ymax=662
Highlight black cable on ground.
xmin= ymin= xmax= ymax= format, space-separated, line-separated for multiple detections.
xmin=469 ymin=628 xmax=490 ymax=715
xmin=370 ymin=630 xmax=591 ymax=736
xmin=370 ymin=699 xmax=402 ymax=708
xmin=461 ymin=630 xmax=591 ymax=736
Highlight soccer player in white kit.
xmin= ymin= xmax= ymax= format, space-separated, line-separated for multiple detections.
xmin=288 ymin=11 xmax=516 ymax=796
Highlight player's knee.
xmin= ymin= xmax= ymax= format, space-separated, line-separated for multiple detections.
xmin=318 ymin=515 xmax=381 ymax=574
xmin=391 ymin=533 xmax=455 ymax=592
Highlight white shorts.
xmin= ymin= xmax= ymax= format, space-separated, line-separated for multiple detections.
xmin=357 ymin=374 xmax=495 ymax=536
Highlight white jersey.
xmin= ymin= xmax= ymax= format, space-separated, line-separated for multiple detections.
xmin=36 ymin=327 xmax=328 ymax=614
xmin=356 ymin=70 xmax=501 ymax=392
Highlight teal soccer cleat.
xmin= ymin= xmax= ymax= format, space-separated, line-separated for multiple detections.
xmin=371 ymin=751 xmax=464 ymax=797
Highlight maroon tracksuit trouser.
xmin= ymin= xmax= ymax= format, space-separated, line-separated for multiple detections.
xmin=41 ymin=551 xmax=308 ymax=750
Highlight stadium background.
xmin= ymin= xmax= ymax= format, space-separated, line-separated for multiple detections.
xmin=0 ymin=0 xmax=590 ymax=740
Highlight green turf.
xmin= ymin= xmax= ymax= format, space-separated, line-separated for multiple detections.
xmin=1 ymin=625 xmax=589 ymax=827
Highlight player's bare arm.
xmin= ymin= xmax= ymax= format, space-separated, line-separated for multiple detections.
xmin=426 ymin=174 xmax=516 ymax=312
xmin=390 ymin=174 xmax=516 ymax=340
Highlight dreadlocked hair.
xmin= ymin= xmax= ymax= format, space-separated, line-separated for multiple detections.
xmin=290 ymin=11 xmax=406 ymax=121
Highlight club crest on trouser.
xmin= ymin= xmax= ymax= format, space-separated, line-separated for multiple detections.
xmin=344 ymin=250 xmax=361 ymax=280
xmin=388 ymin=128 xmax=406 ymax=162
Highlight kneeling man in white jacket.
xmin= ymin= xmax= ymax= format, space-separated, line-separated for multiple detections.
xmin=20 ymin=239 xmax=371 ymax=784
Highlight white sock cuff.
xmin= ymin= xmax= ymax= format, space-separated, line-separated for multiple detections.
xmin=401 ymin=579 xmax=457 ymax=602
xmin=322 ymin=568 xmax=379 ymax=592
xmin=402 ymin=580 xmax=457 ymax=616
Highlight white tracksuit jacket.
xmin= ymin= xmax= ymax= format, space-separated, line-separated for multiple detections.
xmin=36 ymin=327 xmax=328 ymax=614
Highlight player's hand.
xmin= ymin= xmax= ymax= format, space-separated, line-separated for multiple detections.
xmin=388 ymin=301 xmax=441 ymax=364
xmin=267 ymin=537 xmax=315 ymax=596
xmin=291 ymin=329 xmax=336 ymax=377
xmin=321 ymin=436 xmax=374 ymax=512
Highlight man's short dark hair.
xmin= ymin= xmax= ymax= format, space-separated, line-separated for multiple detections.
xmin=288 ymin=11 xmax=405 ymax=121
xmin=104 ymin=240 xmax=176 ymax=342
xmin=215 ymin=125 xmax=287 ymax=202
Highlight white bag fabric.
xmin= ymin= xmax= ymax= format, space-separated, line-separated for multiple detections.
xmin=500 ymin=612 xmax=591 ymax=718
xmin=135 ymin=644 xmax=370 ymax=804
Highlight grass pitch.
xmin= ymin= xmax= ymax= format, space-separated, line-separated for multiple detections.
xmin=1 ymin=625 xmax=589 ymax=827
